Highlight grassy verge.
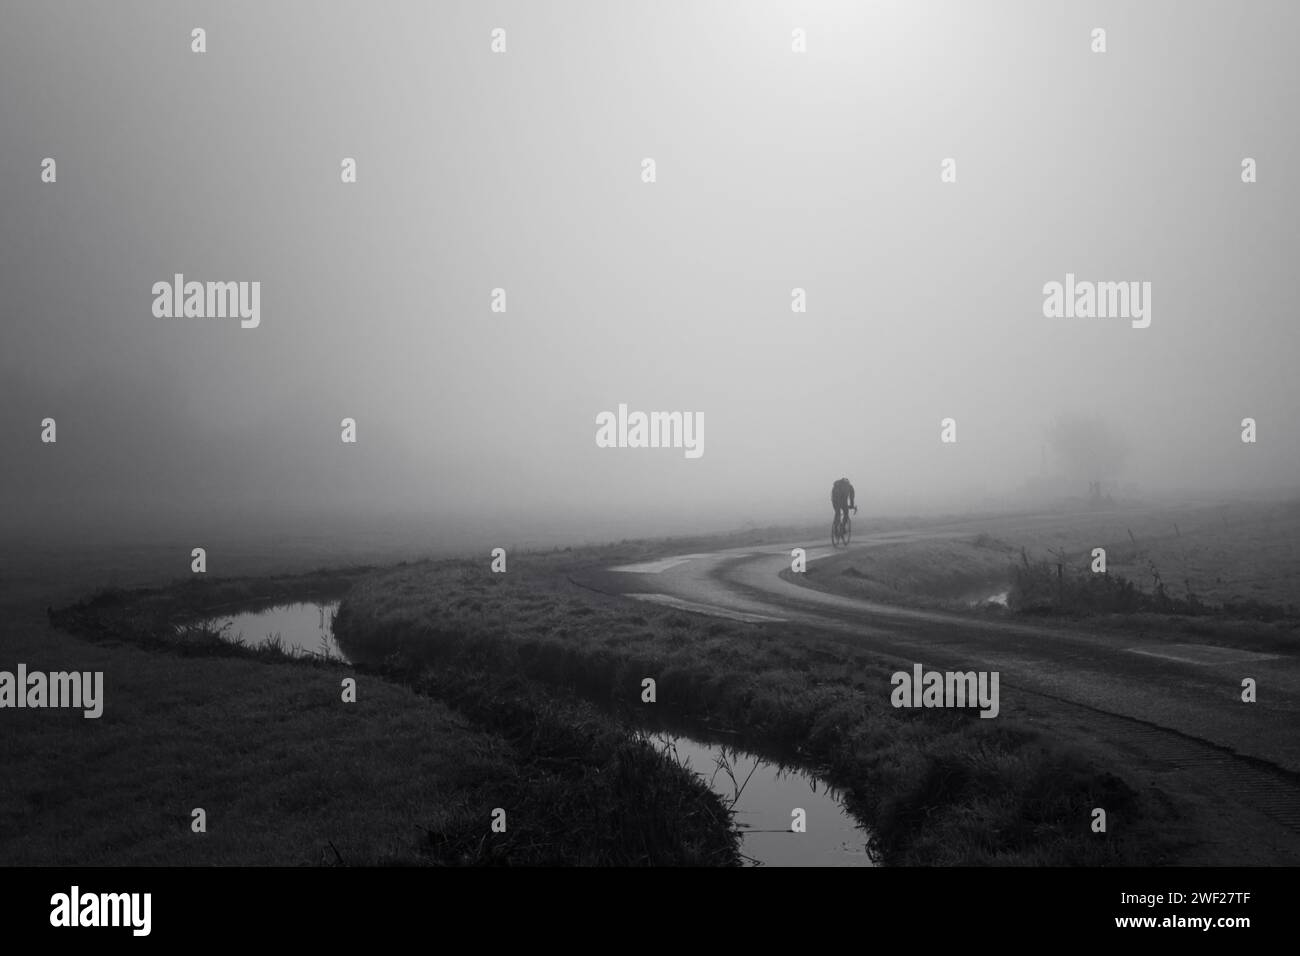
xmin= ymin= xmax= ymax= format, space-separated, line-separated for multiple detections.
xmin=793 ymin=533 xmax=1019 ymax=610
xmin=792 ymin=505 xmax=1300 ymax=648
xmin=334 ymin=554 xmax=1172 ymax=865
xmin=35 ymin=571 xmax=741 ymax=866
xmin=2 ymin=598 xmax=515 ymax=865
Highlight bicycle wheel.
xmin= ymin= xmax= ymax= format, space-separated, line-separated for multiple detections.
xmin=832 ymin=517 xmax=844 ymax=547
xmin=842 ymin=516 xmax=852 ymax=546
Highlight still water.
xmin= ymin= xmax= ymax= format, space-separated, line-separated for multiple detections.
xmin=180 ymin=603 xmax=875 ymax=865
xmin=648 ymin=732 xmax=874 ymax=867
xmin=193 ymin=601 xmax=347 ymax=662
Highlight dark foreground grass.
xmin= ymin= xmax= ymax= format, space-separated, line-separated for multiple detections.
xmin=334 ymin=555 xmax=1172 ymax=866
xmin=2 ymin=598 xmax=514 ymax=865
xmin=408 ymin=668 xmax=738 ymax=865
xmin=36 ymin=572 xmax=741 ymax=866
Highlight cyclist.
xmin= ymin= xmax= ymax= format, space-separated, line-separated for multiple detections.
xmin=831 ymin=477 xmax=857 ymax=536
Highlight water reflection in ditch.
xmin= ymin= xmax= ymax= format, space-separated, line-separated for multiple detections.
xmin=176 ymin=603 xmax=874 ymax=865
xmin=645 ymin=731 xmax=875 ymax=867
xmin=182 ymin=600 xmax=348 ymax=662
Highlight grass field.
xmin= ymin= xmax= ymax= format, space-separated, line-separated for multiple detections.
xmin=11 ymin=498 xmax=1293 ymax=866
xmin=1 ymin=596 xmax=518 ymax=865
xmin=798 ymin=499 xmax=1300 ymax=634
xmin=333 ymin=549 xmax=1171 ymax=865
xmin=2 ymin=548 xmax=739 ymax=866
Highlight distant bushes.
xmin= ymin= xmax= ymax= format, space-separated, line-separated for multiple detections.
xmin=1012 ymin=557 xmax=1156 ymax=615
xmin=1008 ymin=550 xmax=1296 ymax=619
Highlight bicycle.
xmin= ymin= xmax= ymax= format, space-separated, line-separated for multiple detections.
xmin=832 ymin=511 xmax=852 ymax=547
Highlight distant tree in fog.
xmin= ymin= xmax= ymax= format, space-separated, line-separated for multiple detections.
xmin=1046 ymin=415 xmax=1130 ymax=499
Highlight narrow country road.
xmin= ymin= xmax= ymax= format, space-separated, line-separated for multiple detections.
xmin=572 ymin=522 xmax=1300 ymax=854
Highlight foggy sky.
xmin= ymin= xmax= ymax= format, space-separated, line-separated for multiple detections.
xmin=3 ymin=1 xmax=1298 ymax=550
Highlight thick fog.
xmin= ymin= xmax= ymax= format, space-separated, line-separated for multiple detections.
xmin=3 ymin=1 xmax=1298 ymax=552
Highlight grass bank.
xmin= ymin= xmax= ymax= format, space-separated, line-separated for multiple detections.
xmin=795 ymin=533 xmax=1019 ymax=610
xmin=34 ymin=569 xmax=740 ymax=866
xmin=2 ymin=596 xmax=514 ymax=865
xmin=796 ymin=503 xmax=1300 ymax=648
xmin=335 ymin=553 xmax=1170 ymax=865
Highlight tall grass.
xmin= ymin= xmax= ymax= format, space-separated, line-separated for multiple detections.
xmin=1009 ymin=552 xmax=1296 ymax=620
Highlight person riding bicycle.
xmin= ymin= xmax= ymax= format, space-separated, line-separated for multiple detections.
xmin=831 ymin=477 xmax=857 ymax=532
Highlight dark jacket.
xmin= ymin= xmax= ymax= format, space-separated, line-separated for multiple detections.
xmin=831 ymin=478 xmax=855 ymax=509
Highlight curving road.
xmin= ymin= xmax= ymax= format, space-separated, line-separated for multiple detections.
xmin=574 ymin=523 xmax=1300 ymax=851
